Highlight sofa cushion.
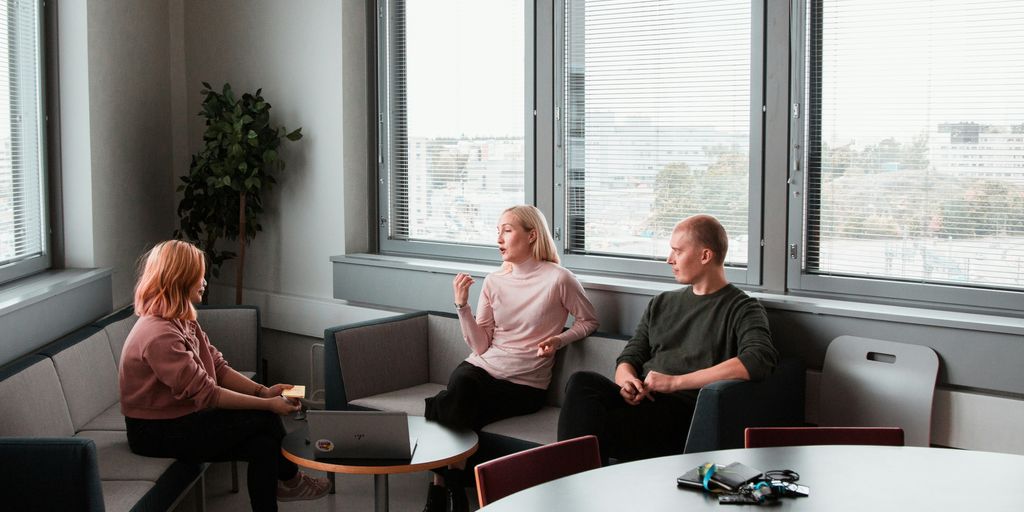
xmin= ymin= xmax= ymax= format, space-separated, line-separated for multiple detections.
xmin=0 ymin=356 xmax=75 ymax=437
xmin=427 ymin=314 xmax=469 ymax=384
xmin=100 ymin=314 xmax=138 ymax=367
xmin=548 ymin=335 xmax=625 ymax=407
xmin=80 ymin=403 xmax=126 ymax=432
xmin=100 ymin=480 xmax=155 ymax=512
xmin=197 ymin=307 xmax=260 ymax=374
xmin=480 ymin=406 xmax=561 ymax=445
xmin=349 ymin=382 xmax=446 ymax=415
xmin=334 ymin=315 xmax=431 ymax=401
xmin=48 ymin=330 xmax=120 ymax=432
xmin=76 ymin=430 xmax=175 ymax=481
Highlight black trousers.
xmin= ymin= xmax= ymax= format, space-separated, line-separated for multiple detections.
xmin=425 ymin=361 xmax=547 ymax=431
xmin=126 ymin=409 xmax=298 ymax=512
xmin=557 ymin=371 xmax=697 ymax=464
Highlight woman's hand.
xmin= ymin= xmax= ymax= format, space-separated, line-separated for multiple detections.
xmin=259 ymin=383 xmax=294 ymax=398
xmin=267 ymin=395 xmax=301 ymax=416
xmin=536 ymin=337 xmax=559 ymax=358
xmin=452 ymin=273 xmax=475 ymax=307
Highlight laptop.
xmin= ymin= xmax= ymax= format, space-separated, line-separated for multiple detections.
xmin=305 ymin=410 xmax=416 ymax=461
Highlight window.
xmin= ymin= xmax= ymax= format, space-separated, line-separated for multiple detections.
xmin=0 ymin=0 xmax=47 ymax=285
xmin=558 ymin=0 xmax=762 ymax=282
xmin=378 ymin=0 xmax=528 ymax=259
xmin=791 ymin=0 xmax=1024 ymax=310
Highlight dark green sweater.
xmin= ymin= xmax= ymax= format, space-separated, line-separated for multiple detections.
xmin=616 ymin=284 xmax=778 ymax=392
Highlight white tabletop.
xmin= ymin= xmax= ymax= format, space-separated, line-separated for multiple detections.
xmin=479 ymin=445 xmax=1024 ymax=511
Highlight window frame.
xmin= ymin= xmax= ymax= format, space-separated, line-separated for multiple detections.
xmin=551 ymin=0 xmax=766 ymax=285
xmin=0 ymin=0 xmax=50 ymax=285
xmin=785 ymin=0 xmax=1024 ymax=314
xmin=375 ymin=0 xmax=536 ymax=263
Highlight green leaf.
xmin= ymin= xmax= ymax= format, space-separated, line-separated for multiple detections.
xmin=286 ymin=128 xmax=303 ymax=141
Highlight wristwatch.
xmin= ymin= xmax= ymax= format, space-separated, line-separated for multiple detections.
xmin=454 ymin=302 xmax=466 ymax=309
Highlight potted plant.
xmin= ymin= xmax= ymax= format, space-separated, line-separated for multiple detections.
xmin=175 ymin=82 xmax=303 ymax=304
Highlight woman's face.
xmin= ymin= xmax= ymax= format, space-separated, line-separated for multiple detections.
xmin=496 ymin=212 xmax=535 ymax=265
xmin=190 ymin=274 xmax=207 ymax=304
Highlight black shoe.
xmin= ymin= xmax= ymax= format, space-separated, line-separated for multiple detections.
xmin=423 ymin=483 xmax=447 ymax=512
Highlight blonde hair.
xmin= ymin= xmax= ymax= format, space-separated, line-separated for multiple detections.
xmin=134 ymin=240 xmax=206 ymax=321
xmin=677 ymin=214 xmax=729 ymax=265
xmin=500 ymin=205 xmax=560 ymax=272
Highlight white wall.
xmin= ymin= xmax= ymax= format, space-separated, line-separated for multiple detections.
xmin=59 ymin=0 xmax=177 ymax=306
xmin=179 ymin=0 xmax=368 ymax=303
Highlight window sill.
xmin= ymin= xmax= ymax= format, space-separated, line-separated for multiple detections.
xmin=331 ymin=253 xmax=1024 ymax=337
xmin=0 ymin=268 xmax=112 ymax=316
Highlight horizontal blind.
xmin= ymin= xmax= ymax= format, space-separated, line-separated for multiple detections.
xmin=563 ymin=0 xmax=751 ymax=265
xmin=804 ymin=0 xmax=1024 ymax=291
xmin=0 ymin=0 xmax=45 ymax=269
xmin=385 ymin=0 xmax=525 ymax=247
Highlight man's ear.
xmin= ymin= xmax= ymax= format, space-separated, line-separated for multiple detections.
xmin=700 ymin=248 xmax=714 ymax=264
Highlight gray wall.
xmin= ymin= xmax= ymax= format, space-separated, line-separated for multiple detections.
xmin=59 ymin=0 xmax=177 ymax=307
xmin=177 ymin=0 xmax=369 ymax=301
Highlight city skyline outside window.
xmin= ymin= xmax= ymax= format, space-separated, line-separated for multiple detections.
xmin=387 ymin=0 xmax=526 ymax=247
xmin=804 ymin=0 xmax=1024 ymax=291
xmin=563 ymin=0 xmax=752 ymax=266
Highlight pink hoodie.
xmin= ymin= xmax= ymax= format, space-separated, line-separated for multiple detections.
xmin=119 ymin=315 xmax=230 ymax=419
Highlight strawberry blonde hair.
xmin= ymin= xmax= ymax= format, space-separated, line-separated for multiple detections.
xmin=134 ymin=240 xmax=206 ymax=321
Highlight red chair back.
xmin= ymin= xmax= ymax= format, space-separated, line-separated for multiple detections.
xmin=474 ymin=435 xmax=601 ymax=507
xmin=744 ymin=426 xmax=905 ymax=448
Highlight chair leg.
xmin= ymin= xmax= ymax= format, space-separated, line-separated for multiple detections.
xmin=231 ymin=460 xmax=239 ymax=493
xmin=195 ymin=473 xmax=207 ymax=512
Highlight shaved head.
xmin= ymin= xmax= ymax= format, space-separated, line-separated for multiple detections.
xmin=675 ymin=215 xmax=728 ymax=266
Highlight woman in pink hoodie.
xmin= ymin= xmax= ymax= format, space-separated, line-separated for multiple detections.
xmin=119 ymin=240 xmax=328 ymax=511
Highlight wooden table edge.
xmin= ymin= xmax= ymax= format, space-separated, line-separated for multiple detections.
xmin=281 ymin=442 xmax=479 ymax=475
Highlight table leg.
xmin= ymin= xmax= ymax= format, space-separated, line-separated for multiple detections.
xmin=373 ymin=474 xmax=389 ymax=512
xmin=328 ymin=472 xmax=336 ymax=494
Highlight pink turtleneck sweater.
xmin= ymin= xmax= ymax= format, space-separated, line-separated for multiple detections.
xmin=458 ymin=258 xmax=599 ymax=389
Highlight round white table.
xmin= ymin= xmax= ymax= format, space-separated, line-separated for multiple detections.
xmin=282 ymin=415 xmax=477 ymax=512
xmin=478 ymin=445 xmax=1024 ymax=511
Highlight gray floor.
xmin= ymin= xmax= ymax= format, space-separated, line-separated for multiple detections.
xmin=172 ymin=416 xmax=480 ymax=512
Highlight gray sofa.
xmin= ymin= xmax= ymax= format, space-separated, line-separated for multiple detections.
xmin=0 ymin=305 xmax=261 ymax=512
xmin=324 ymin=311 xmax=805 ymax=463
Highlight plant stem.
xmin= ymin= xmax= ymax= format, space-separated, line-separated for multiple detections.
xmin=236 ymin=191 xmax=246 ymax=305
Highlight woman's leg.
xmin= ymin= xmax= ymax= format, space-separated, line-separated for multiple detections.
xmin=127 ymin=409 xmax=299 ymax=512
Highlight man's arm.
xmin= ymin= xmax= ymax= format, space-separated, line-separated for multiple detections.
xmin=642 ymin=357 xmax=750 ymax=395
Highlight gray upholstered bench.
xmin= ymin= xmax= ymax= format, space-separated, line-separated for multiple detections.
xmin=0 ymin=305 xmax=261 ymax=512
xmin=323 ymin=311 xmax=805 ymax=462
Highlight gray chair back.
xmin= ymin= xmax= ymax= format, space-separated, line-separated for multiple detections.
xmin=819 ymin=335 xmax=939 ymax=447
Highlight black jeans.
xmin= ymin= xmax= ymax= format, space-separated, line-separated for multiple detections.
xmin=557 ymin=371 xmax=697 ymax=464
xmin=126 ymin=409 xmax=298 ymax=512
xmin=425 ymin=361 xmax=547 ymax=431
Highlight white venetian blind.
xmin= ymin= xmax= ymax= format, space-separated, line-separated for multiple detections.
xmin=803 ymin=0 xmax=1024 ymax=291
xmin=563 ymin=0 xmax=751 ymax=265
xmin=0 ymin=0 xmax=45 ymax=276
xmin=384 ymin=0 xmax=525 ymax=246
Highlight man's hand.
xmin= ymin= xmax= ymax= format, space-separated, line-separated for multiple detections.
xmin=614 ymin=363 xmax=650 ymax=405
xmin=642 ymin=370 xmax=679 ymax=395
xmin=536 ymin=337 xmax=559 ymax=358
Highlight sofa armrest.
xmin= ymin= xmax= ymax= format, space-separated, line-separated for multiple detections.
xmin=324 ymin=312 xmax=431 ymax=410
xmin=684 ymin=357 xmax=806 ymax=453
xmin=0 ymin=437 xmax=104 ymax=511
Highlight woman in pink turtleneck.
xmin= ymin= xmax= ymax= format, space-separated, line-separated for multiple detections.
xmin=422 ymin=205 xmax=599 ymax=512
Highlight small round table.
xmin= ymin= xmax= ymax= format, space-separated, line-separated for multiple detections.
xmin=281 ymin=415 xmax=477 ymax=512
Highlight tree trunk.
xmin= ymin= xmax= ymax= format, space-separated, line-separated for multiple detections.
xmin=236 ymin=192 xmax=246 ymax=305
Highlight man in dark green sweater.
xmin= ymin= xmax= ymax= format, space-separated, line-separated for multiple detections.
xmin=557 ymin=214 xmax=778 ymax=463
